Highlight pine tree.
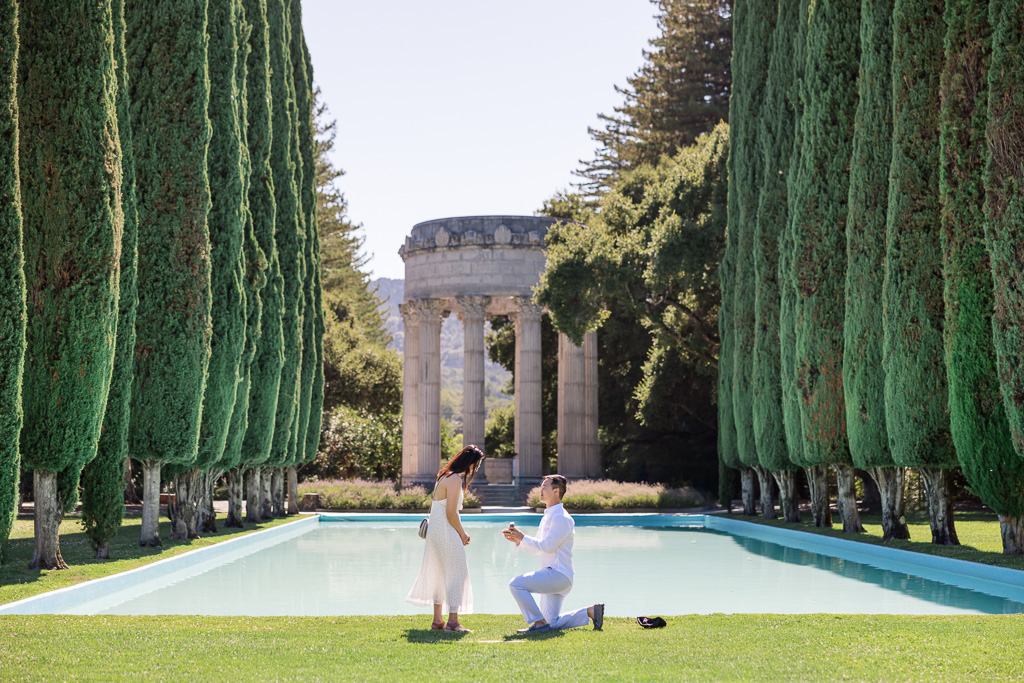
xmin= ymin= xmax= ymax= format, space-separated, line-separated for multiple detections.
xmin=942 ymin=0 xmax=1024 ymax=554
xmin=844 ymin=0 xmax=907 ymax=540
xmin=266 ymin=0 xmax=304 ymax=518
xmin=80 ymin=0 xmax=137 ymax=558
xmin=731 ymin=0 xmax=776 ymax=518
xmin=19 ymin=0 xmax=122 ymax=568
xmin=984 ymin=0 xmax=1024 ymax=464
xmin=577 ymin=0 xmax=732 ymax=198
xmin=779 ymin=0 xmax=812 ymax=521
xmin=885 ymin=0 xmax=958 ymax=545
xmin=222 ymin=0 xmax=265 ymax=529
xmin=240 ymin=0 xmax=283 ymax=525
xmin=0 ymin=0 xmax=25 ymax=560
xmin=126 ymin=0 xmax=212 ymax=548
xmin=753 ymin=0 xmax=800 ymax=523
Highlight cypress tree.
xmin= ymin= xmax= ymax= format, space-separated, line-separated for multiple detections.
xmin=753 ymin=0 xmax=800 ymax=523
xmin=19 ymin=0 xmax=122 ymax=569
xmin=126 ymin=0 xmax=212 ymax=548
xmin=289 ymin=0 xmax=317 ymax=514
xmin=942 ymin=0 xmax=1024 ymax=554
xmin=267 ymin=0 xmax=305 ymax=518
xmin=80 ymin=0 xmax=137 ymax=558
xmin=222 ymin=0 xmax=265 ymax=530
xmin=716 ymin=229 xmax=741 ymax=507
xmin=0 ymin=0 xmax=25 ymax=561
xmin=885 ymin=0 xmax=958 ymax=545
xmin=985 ymin=0 xmax=1024 ymax=463
xmin=789 ymin=0 xmax=863 ymax=533
xmin=724 ymin=0 xmax=754 ymax=516
xmin=779 ymin=0 xmax=814 ymax=522
xmin=179 ymin=0 xmax=248 ymax=538
xmin=731 ymin=0 xmax=776 ymax=519
xmin=844 ymin=0 xmax=908 ymax=540
xmin=240 ymin=0 xmax=283 ymax=525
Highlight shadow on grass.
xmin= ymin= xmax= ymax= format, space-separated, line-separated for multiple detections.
xmin=402 ymin=628 xmax=471 ymax=643
xmin=502 ymin=628 xmax=567 ymax=642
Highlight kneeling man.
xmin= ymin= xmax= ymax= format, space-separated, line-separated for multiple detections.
xmin=503 ymin=475 xmax=604 ymax=633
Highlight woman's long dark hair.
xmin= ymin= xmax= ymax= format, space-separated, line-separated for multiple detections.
xmin=436 ymin=445 xmax=486 ymax=492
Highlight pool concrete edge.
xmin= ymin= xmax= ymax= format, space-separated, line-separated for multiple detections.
xmin=707 ymin=516 xmax=1024 ymax=605
xmin=0 ymin=515 xmax=318 ymax=616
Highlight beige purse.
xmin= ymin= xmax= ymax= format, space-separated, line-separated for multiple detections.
xmin=418 ymin=517 xmax=429 ymax=539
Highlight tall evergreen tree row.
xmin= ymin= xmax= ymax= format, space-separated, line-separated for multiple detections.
xmin=0 ymin=0 xmax=327 ymax=564
xmin=721 ymin=0 xmax=1024 ymax=553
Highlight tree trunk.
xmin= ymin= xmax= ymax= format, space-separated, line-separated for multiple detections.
xmin=95 ymin=542 xmax=109 ymax=560
xmin=772 ymin=469 xmax=801 ymax=523
xmin=740 ymin=467 xmax=756 ymax=516
xmin=29 ymin=470 xmax=67 ymax=570
xmin=124 ymin=458 xmax=142 ymax=505
xmin=806 ymin=465 xmax=832 ymax=528
xmin=139 ymin=459 xmax=162 ymax=547
xmin=287 ymin=466 xmax=299 ymax=515
xmin=998 ymin=515 xmax=1024 ymax=555
xmin=170 ymin=468 xmax=202 ymax=540
xmin=225 ymin=466 xmax=245 ymax=528
xmin=871 ymin=466 xmax=910 ymax=540
xmin=198 ymin=469 xmax=219 ymax=534
xmin=754 ymin=465 xmax=776 ymax=519
xmin=834 ymin=464 xmax=865 ymax=533
xmin=271 ymin=467 xmax=285 ymax=517
xmin=260 ymin=468 xmax=273 ymax=520
xmin=920 ymin=466 xmax=959 ymax=545
xmin=245 ymin=467 xmax=262 ymax=525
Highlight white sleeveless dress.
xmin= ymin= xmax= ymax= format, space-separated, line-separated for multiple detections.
xmin=406 ymin=483 xmax=473 ymax=613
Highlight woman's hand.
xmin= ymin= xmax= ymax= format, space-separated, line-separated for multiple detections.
xmin=460 ymin=532 xmax=471 ymax=546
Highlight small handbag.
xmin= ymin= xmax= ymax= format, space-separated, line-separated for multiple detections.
xmin=418 ymin=517 xmax=429 ymax=539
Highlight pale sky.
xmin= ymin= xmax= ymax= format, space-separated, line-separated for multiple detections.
xmin=301 ymin=1 xmax=660 ymax=280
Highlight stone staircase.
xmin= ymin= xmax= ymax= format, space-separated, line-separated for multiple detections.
xmin=471 ymin=483 xmax=535 ymax=507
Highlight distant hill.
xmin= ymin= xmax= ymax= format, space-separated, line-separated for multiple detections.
xmin=371 ymin=278 xmax=512 ymax=429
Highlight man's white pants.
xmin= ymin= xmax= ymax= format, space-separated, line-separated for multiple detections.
xmin=509 ymin=568 xmax=590 ymax=629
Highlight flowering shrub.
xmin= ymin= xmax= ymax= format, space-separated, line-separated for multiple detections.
xmin=298 ymin=478 xmax=481 ymax=510
xmin=526 ymin=479 xmax=703 ymax=510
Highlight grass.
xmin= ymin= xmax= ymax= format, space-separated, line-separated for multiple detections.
xmin=298 ymin=478 xmax=482 ymax=510
xmin=0 ymin=513 xmax=300 ymax=605
xmin=730 ymin=509 xmax=1024 ymax=571
xmin=527 ymin=479 xmax=705 ymax=510
xmin=1 ymin=613 xmax=1023 ymax=681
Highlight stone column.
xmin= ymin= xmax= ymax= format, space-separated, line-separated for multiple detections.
xmin=557 ymin=332 xmax=587 ymax=478
xmin=400 ymin=303 xmax=420 ymax=482
xmin=457 ymin=296 xmax=489 ymax=452
xmin=511 ymin=298 xmax=544 ymax=482
xmin=416 ymin=298 xmax=447 ymax=485
xmin=583 ymin=330 xmax=600 ymax=477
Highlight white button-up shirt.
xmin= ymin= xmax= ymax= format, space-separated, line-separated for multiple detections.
xmin=518 ymin=502 xmax=575 ymax=583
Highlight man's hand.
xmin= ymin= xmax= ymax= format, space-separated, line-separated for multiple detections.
xmin=502 ymin=527 xmax=524 ymax=546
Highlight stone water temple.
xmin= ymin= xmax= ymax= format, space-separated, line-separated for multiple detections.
xmin=399 ymin=216 xmax=599 ymax=500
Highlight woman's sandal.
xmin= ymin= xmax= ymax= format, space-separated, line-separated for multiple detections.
xmin=444 ymin=624 xmax=472 ymax=633
xmin=430 ymin=621 xmax=445 ymax=630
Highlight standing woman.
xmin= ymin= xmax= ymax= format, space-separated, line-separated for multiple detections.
xmin=407 ymin=445 xmax=485 ymax=632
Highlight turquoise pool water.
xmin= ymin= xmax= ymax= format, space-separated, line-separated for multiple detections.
xmin=52 ymin=517 xmax=1024 ymax=617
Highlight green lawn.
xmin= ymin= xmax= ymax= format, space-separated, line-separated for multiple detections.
xmin=1 ymin=614 xmax=1022 ymax=681
xmin=3 ymin=509 xmax=1024 ymax=680
xmin=0 ymin=513 xmax=301 ymax=605
xmin=729 ymin=509 xmax=1024 ymax=570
